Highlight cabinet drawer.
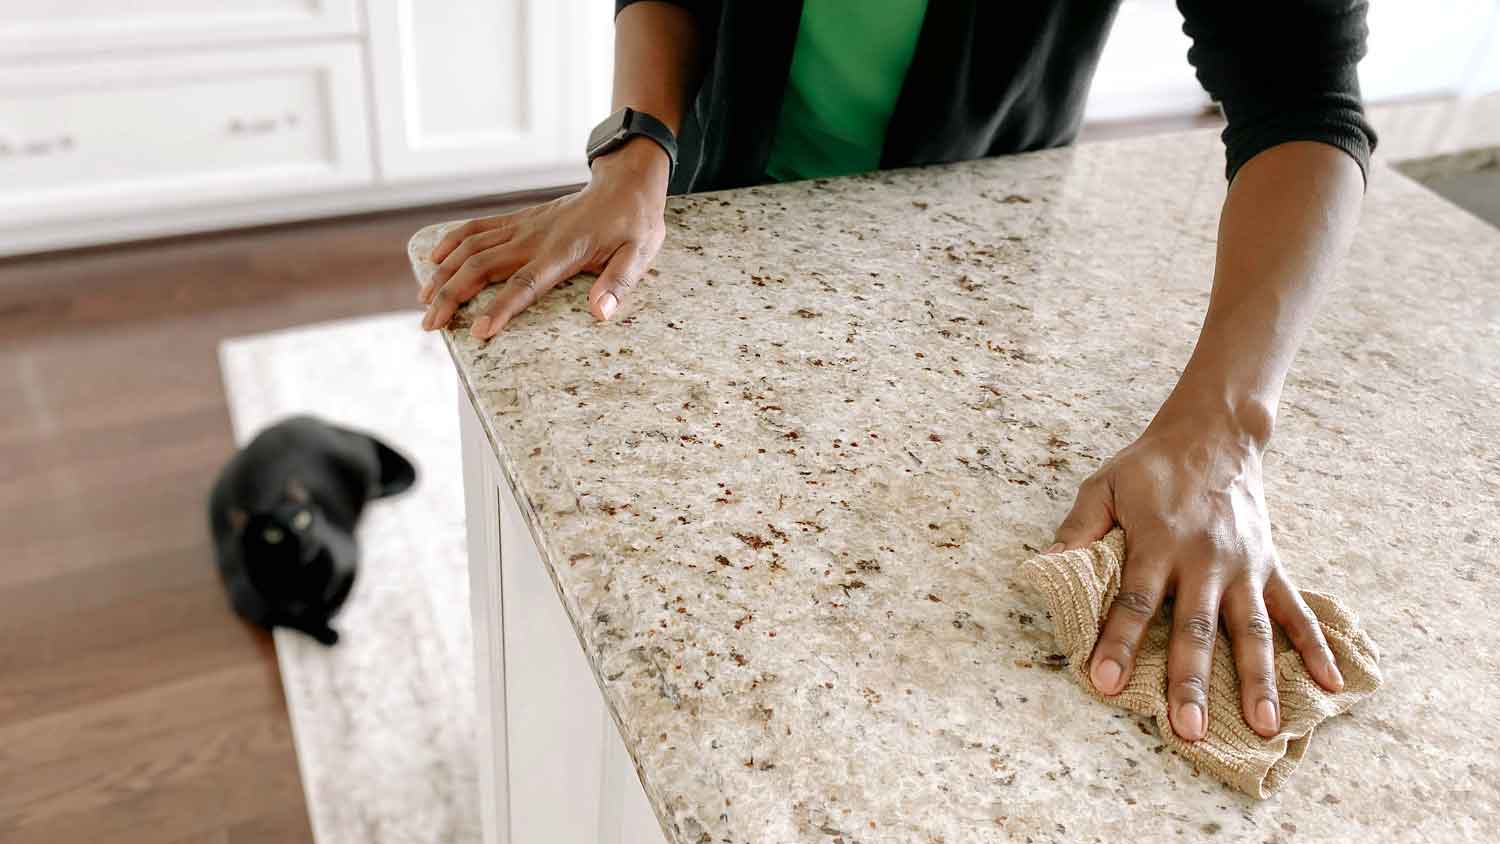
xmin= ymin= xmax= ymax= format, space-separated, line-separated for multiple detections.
xmin=0 ymin=0 xmax=359 ymax=56
xmin=0 ymin=45 xmax=372 ymax=226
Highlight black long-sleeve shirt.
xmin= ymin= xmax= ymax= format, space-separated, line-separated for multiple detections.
xmin=614 ymin=1 xmax=1376 ymax=195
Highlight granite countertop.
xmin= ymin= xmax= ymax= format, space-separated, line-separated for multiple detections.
xmin=408 ymin=120 xmax=1500 ymax=842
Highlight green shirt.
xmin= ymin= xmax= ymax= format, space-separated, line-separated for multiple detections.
xmin=764 ymin=0 xmax=929 ymax=182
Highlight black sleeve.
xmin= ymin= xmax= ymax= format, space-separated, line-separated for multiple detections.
xmin=1176 ymin=0 xmax=1377 ymax=183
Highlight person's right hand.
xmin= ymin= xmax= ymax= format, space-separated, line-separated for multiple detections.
xmin=419 ymin=137 xmax=670 ymax=339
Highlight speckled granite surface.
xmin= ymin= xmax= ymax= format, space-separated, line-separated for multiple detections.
xmin=408 ymin=129 xmax=1500 ymax=843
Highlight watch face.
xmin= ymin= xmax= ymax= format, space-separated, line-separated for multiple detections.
xmin=588 ymin=108 xmax=631 ymax=156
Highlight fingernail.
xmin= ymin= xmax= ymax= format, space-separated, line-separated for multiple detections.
xmin=1328 ymin=662 xmax=1345 ymax=691
xmin=1256 ymin=699 xmax=1279 ymax=733
xmin=418 ymin=283 xmax=432 ymax=304
xmin=599 ymin=292 xmax=618 ymax=320
xmin=1091 ymin=658 xmax=1122 ymax=694
xmin=470 ymin=316 xmax=491 ymax=338
xmin=1175 ymin=702 xmax=1205 ymax=741
xmin=420 ymin=312 xmax=432 ymax=331
xmin=1045 ymin=542 xmax=1064 ymax=554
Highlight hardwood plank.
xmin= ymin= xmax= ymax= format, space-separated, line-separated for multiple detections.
xmin=0 ymin=534 xmax=218 ymax=632
xmin=0 ymin=440 xmax=226 ymax=588
xmin=162 ymin=804 xmax=318 ymax=844
xmin=0 ymin=711 xmax=304 ymax=844
xmin=0 ymin=662 xmax=284 ymax=771
xmin=223 ymin=807 xmax=319 ymax=844
xmin=0 ymin=582 xmax=267 ymax=724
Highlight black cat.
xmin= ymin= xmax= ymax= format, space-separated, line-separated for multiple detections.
xmin=209 ymin=416 xmax=416 ymax=645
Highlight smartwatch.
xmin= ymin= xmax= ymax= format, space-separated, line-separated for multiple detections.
xmin=586 ymin=107 xmax=678 ymax=182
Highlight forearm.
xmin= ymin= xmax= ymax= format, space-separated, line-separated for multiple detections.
xmin=1151 ymin=141 xmax=1366 ymax=445
xmin=600 ymin=2 xmax=704 ymax=188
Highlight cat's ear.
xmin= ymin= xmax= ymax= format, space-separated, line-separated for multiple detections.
xmin=228 ymin=508 xmax=249 ymax=533
xmin=366 ymin=436 xmax=417 ymax=498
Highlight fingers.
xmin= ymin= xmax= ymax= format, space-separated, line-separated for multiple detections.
xmin=1167 ymin=576 xmax=1220 ymax=742
xmin=430 ymin=214 xmax=513 ymax=264
xmin=1223 ymin=582 xmax=1280 ymax=736
xmin=422 ymin=243 xmax=525 ymax=331
xmin=1265 ymin=567 xmax=1344 ymax=693
xmin=421 ymin=226 xmax=514 ymax=305
xmin=1048 ymin=474 xmax=1115 ymax=553
xmin=588 ymin=243 xmax=652 ymax=321
xmin=1088 ymin=558 xmax=1168 ymax=696
xmin=471 ymin=255 xmax=584 ymax=339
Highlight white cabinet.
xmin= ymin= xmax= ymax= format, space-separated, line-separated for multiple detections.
xmin=0 ymin=0 xmax=360 ymax=56
xmin=365 ymin=0 xmax=611 ymax=185
xmin=459 ymin=389 xmax=665 ymax=844
xmin=1463 ymin=12 xmax=1500 ymax=95
xmin=0 ymin=0 xmax=615 ymax=256
xmin=1361 ymin=0 xmax=1500 ymax=102
xmin=0 ymin=45 xmax=373 ymax=227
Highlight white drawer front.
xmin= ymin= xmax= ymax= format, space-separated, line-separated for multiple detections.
xmin=0 ymin=45 xmax=373 ymax=227
xmin=0 ymin=0 xmax=359 ymax=56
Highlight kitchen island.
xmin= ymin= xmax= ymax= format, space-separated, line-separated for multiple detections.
xmin=408 ymin=126 xmax=1500 ymax=843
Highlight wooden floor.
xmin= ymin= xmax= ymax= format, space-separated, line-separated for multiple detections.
xmin=0 ymin=192 xmax=548 ymax=844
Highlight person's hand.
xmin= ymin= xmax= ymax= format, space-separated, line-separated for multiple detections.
xmin=1048 ymin=405 xmax=1345 ymax=741
xmin=419 ymin=137 xmax=670 ymax=338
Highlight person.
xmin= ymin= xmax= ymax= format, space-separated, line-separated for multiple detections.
xmin=419 ymin=1 xmax=1372 ymax=745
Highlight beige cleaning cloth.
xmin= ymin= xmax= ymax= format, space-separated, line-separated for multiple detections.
xmin=1019 ymin=528 xmax=1382 ymax=798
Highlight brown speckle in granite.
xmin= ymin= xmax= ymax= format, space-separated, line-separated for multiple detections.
xmin=734 ymin=532 xmax=770 ymax=551
xmin=409 ymin=125 xmax=1500 ymax=843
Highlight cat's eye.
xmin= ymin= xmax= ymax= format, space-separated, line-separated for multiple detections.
xmin=292 ymin=510 xmax=312 ymax=531
xmin=263 ymin=527 xmax=285 ymax=544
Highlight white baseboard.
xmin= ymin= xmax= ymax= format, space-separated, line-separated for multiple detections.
xmin=0 ymin=163 xmax=587 ymax=258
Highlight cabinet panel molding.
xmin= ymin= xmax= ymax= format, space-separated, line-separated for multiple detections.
xmin=0 ymin=44 xmax=373 ymax=229
xmin=0 ymin=0 xmax=360 ymax=56
xmin=366 ymin=0 xmax=611 ymax=183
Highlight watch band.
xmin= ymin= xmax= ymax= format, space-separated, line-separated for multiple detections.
xmin=586 ymin=107 xmax=678 ymax=182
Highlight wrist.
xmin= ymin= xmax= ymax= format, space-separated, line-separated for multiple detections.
xmin=588 ymin=135 xmax=671 ymax=198
xmin=1149 ymin=385 xmax=1277 ymax=451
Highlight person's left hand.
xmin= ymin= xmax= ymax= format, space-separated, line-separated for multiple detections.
xmin=1047 ymin=407 xmax=1345 ymax=742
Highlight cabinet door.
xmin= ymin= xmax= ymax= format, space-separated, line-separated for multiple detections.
xmin=0 ymin=45 xmax=373 ymax=229
xmin=365 ymin=0 xmax=613 ymax=185
xmin=1360 ymin=0 xmax=1498 ymax=103
xmin=1460 ymin=8 xmax=1500 ymax=96
xmin=0 ymin=0 xmax=359 ymax=56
